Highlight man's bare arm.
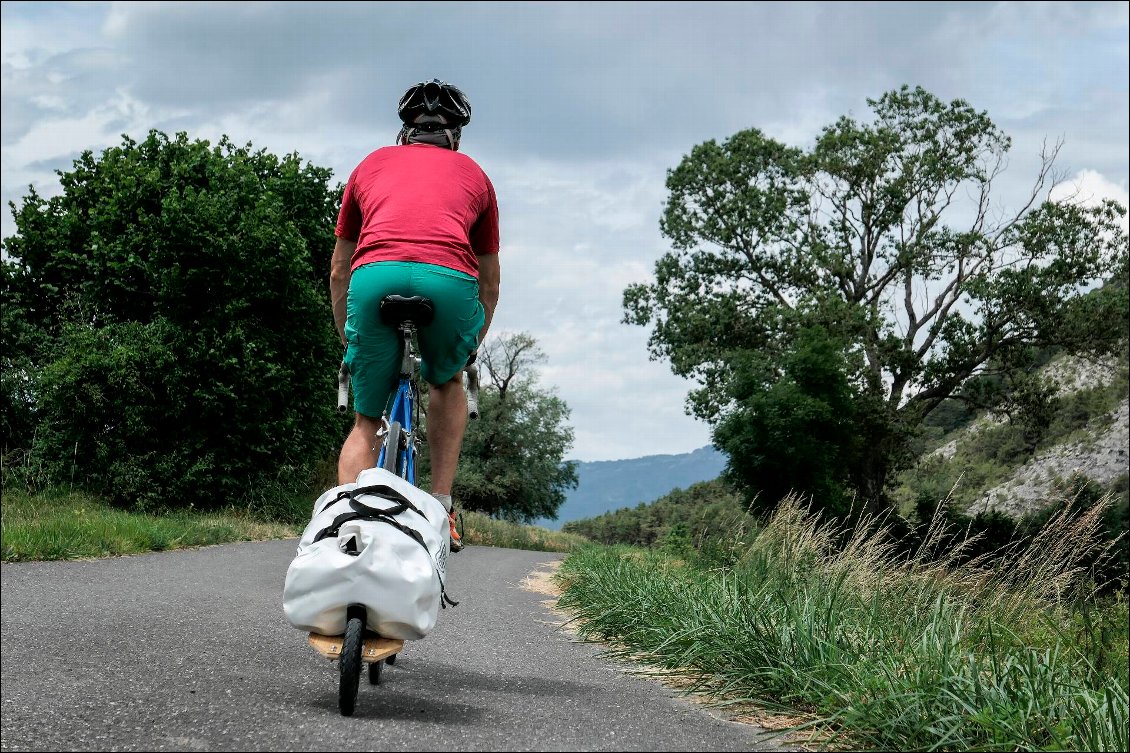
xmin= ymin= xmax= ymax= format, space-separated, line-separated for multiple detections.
xmin=330 ymin=237 xmax=357 ymax=346
xmin=476 ymin=252 xmax=500 ymax=346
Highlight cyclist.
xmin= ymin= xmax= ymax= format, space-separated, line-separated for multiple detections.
xmin=329 ymin=79 xmax=500 ymax=552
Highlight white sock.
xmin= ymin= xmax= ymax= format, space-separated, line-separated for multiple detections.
xmin=433 ymin=493 xmax=453 ymax=512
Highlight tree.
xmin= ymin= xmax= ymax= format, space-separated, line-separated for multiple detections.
xmin=0 ymin=260 xmax=43 ymax=456
xmin=1 ymin=130 xmax=344 ymax=510
xmin=624 ymin=86 xmax=1129 ymax=514
xmin=424 ymin=332 xmax=578 ymax=524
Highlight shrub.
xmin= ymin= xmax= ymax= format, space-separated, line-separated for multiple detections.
xmin=2 ymin=131 xmax=345 ymax=509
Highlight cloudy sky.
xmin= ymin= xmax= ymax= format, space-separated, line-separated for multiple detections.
xmin=2 ymin=1 xmax=1128 ymax=461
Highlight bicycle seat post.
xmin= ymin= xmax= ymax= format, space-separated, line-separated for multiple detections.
xmin=398 ymin=323 xmax=416 ymax=378
xmin=379 ymin=294 xmax=434 ymax=380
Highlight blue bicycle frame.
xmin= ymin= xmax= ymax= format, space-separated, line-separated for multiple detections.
xmin=378 ymin=376 xmax=417 ymax=483
xmin=376 ymin=324 xmax=420 ymax=484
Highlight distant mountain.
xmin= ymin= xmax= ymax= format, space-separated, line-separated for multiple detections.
xmin=537 ymin=445 xmax=728 ymax=530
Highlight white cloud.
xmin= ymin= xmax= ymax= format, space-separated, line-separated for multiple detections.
xmin=1050 ymin=169 xmax=1130 ymax=233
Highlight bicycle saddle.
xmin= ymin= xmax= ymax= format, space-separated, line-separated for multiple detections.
xmin=379 ymin=295 xmax=435 ymax=327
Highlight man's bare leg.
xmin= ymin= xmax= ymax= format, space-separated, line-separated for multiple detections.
xmin=337 ymin=413 xmax=383 ymax=485
xmin=427 ymin=376 xmax=467 ymax=496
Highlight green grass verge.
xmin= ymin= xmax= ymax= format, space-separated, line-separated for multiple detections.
xmin=1 ymin=487 xmax=299 ymax=562
xmin=555 ymin=497 xmax=1130 ymax=752
xmin=1 ymin=486 xmax=587 ymax=562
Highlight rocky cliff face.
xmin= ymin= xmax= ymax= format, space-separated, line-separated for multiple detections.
xmin=928 ymin=352 xmax=1128 ymax=520
xmin=968 ymin=399 xmax=1128 ymax=518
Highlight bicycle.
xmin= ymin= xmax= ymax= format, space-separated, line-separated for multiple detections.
xmin=322 ymin=293 xmax=479 ymax=715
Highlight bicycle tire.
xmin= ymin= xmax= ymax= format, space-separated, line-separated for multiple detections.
xmin=381 ymin=421 xmax=402 ymax=475
xmin=339 ymin=611 xmax=365 ymax=716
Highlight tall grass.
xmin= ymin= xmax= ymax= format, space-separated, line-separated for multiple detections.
xmin=556 ymin=493 xmax=1129 ymax=751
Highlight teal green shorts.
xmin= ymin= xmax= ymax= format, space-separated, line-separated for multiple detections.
xmin=345 ymin=262 xmax=484 ymax=418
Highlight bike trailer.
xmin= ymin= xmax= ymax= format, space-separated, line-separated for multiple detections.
xmin=282 ymin=467 xmax=456 ymax=640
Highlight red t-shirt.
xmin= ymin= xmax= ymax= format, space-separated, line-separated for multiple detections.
xmin=335 ymin=144 xmax=499 ymax=278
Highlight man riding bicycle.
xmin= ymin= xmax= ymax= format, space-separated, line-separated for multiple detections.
xmin=329 ymin=79 xmax=500 ymax=552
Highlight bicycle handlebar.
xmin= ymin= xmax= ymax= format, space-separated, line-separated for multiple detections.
xmin=465 ymin=364 xmax=480 ymax=420
xmin=337 ymin=359 xmax=480 ymax=420
xmin=337 ymin=361 xmax=350 ymax=413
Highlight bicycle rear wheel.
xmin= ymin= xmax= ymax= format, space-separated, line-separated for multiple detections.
xmin=339 ymin=606 xmax=366 ymax=716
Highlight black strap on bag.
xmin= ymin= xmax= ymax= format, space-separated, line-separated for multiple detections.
xmin=312 ymin=485 xmax=459 ymax=608
xmin=313 ymin=499 xmax=412 ymax=543
xmin=316 ymin=483 xmax=429 ymax=517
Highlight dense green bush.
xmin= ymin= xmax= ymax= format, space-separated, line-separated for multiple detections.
xmin=2 ymin=131 xmax=344 ymax=510
xmin=712 ymin=326 xmax=894 ymax=520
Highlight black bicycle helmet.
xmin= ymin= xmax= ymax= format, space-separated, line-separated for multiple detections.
xmin=398 ymin=79 xmax=471 ymax=128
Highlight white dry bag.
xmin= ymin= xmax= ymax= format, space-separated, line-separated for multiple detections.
xmin=282 ymin=467 xmax=455 ymax=640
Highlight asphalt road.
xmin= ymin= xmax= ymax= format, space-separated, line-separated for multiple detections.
xmin=1 ymin=541 xmax=789 ymax=751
